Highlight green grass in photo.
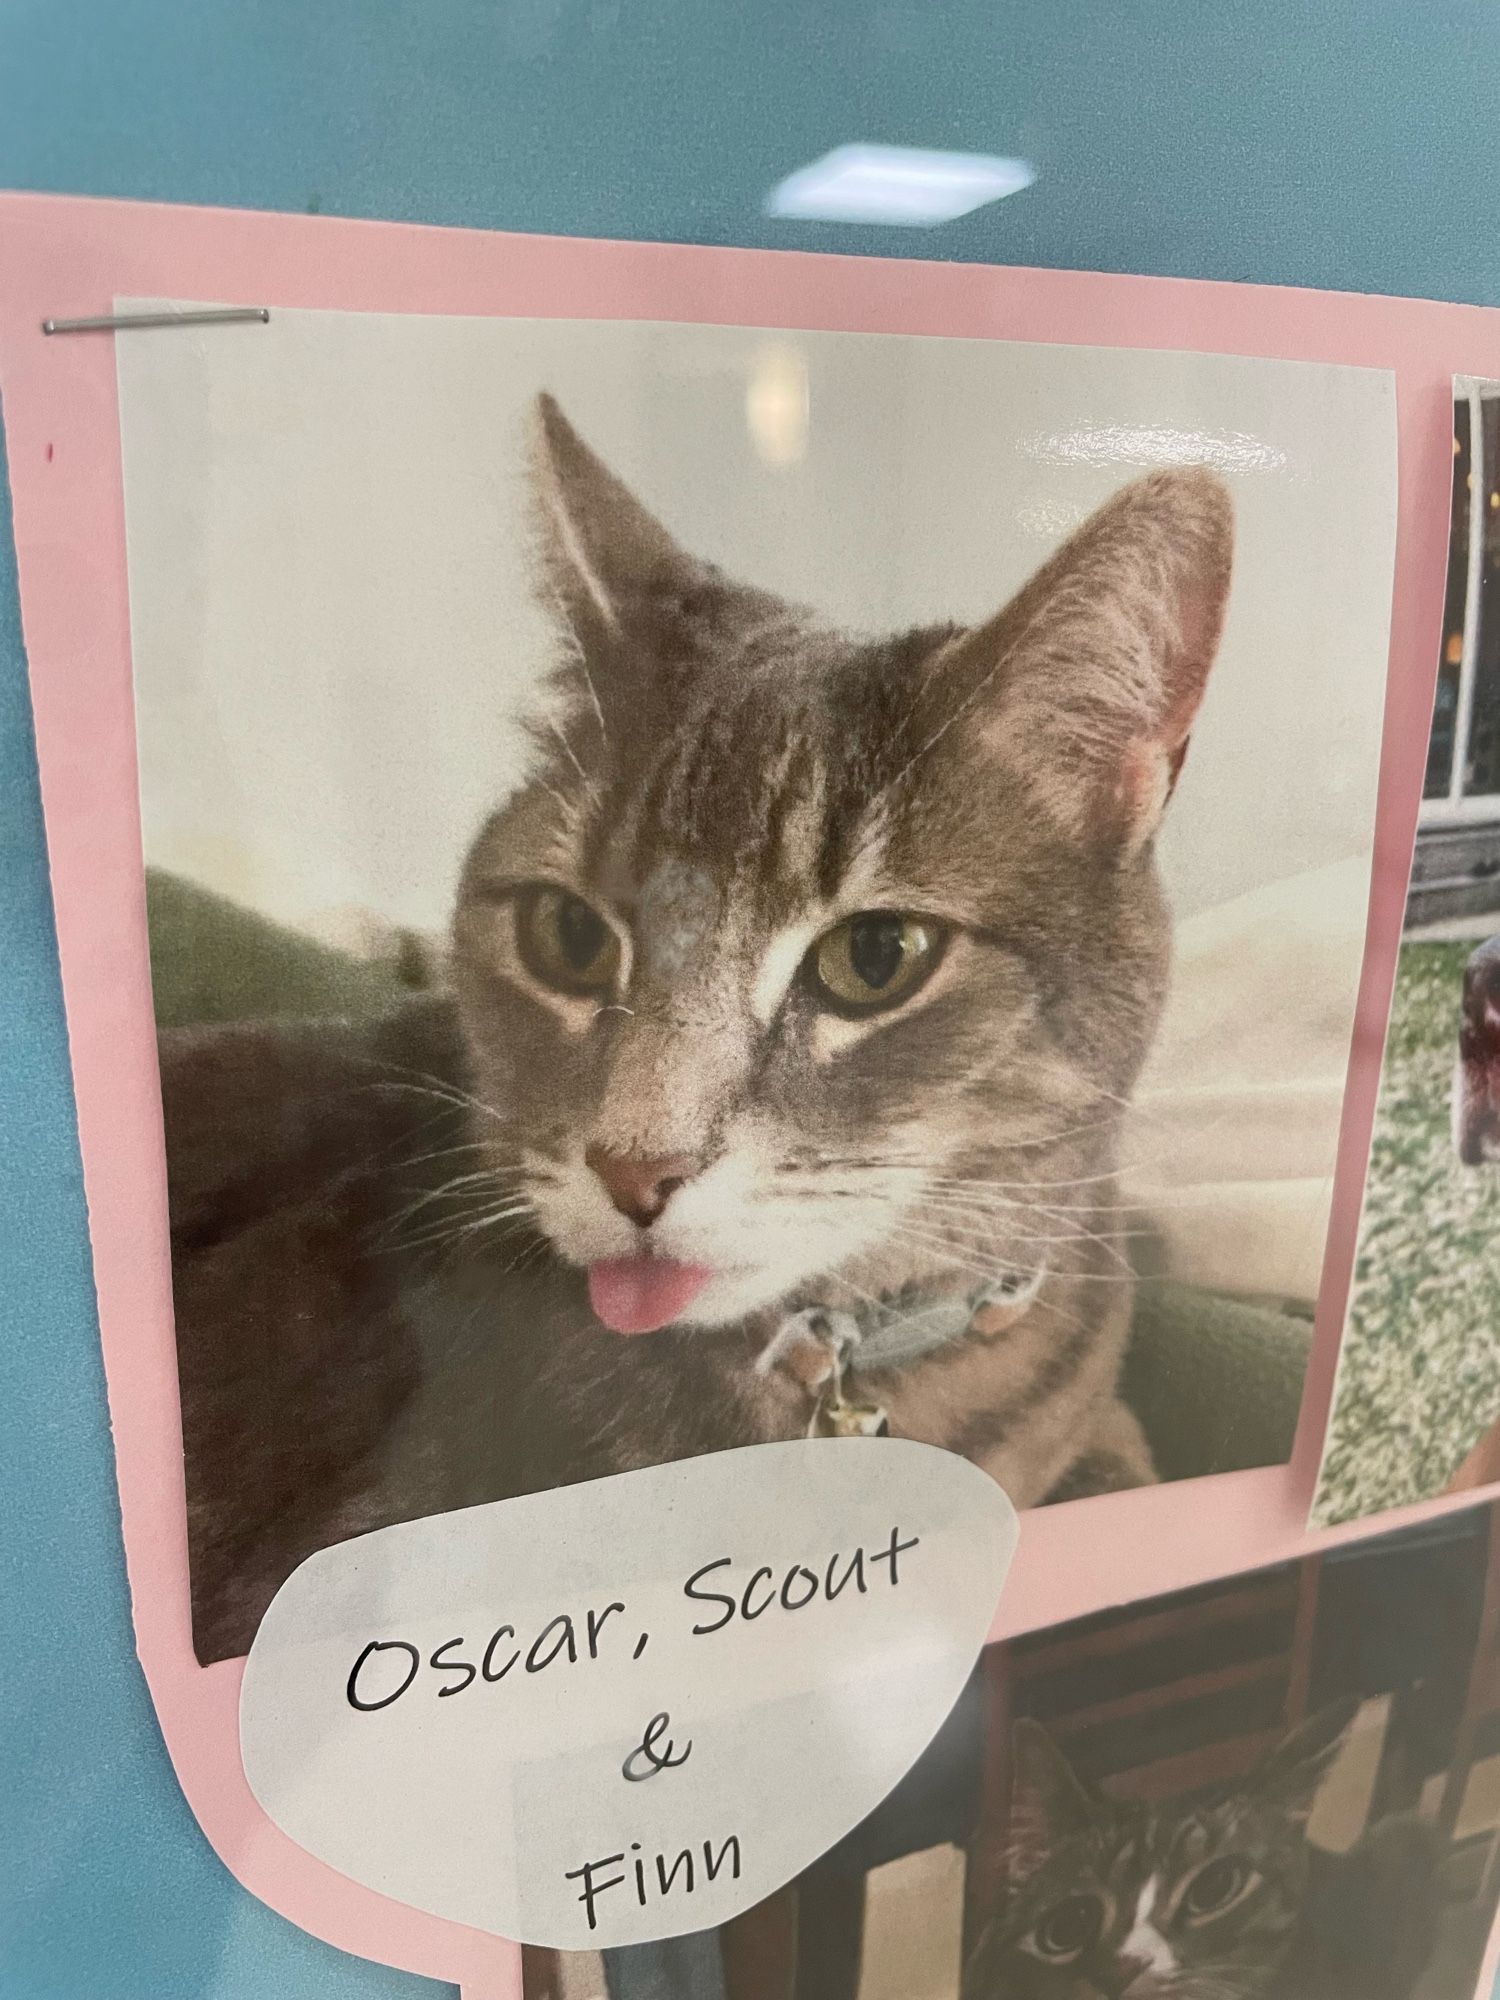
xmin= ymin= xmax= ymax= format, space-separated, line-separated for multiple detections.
xmin=1317 ymin=941 xmax=1500 ymax=1523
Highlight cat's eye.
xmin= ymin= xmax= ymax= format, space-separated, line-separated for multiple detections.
xmin=1180 ymin=1856 xmax=1254 ymax=1922
xmin=806 ymin=911 xmax=947 ymax=1015
xmin=1030 ymin=1893 xmax=1104 ymax=1962
xmin=514 ymin=886 xmax=622 ymax=996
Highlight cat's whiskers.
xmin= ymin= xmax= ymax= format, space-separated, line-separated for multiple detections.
xmin=450 ymin=1198 xmax=537 ymax=1239
xmin=379 ymin=1167 xmax=532 ymax=1243
xmin=927 ymin=1158 xmax=1151 ymax=1193
xmin=905 ymin=1202 xmax=1152 ymax=1264
xmin=556 ymin=629 xmax=611 ymax=752
xmin=795 ymin=1257 xmax=890 ymax=1321
xmin=545 ymin=714 xmax=602 ymax=803
xmin=899 ymin=1241 xmax=1146 ymax=1290
xmin=926 ymin=1169 xmax=1249 ymax=1217
xmin=908 ymin=1087 xmax=1254 ymax=1196
xmin=910 ymin=1202 xmax=1156 ymax=1259
xmin=368 ymin=1059 xmax=526 ymax=1132
xmin=388 ymin=1200 xmax=536 ymax=1248
xmin=909 ymin=1181 xmax=1144 ymax=1240
xmin=922 ymin=1181 xmax=1165 ymax=1217
xmin=775 ymin=1119 xmax=1117 ymax=1172
xmin=387 ymin=1198 xmax=538 ymax=1259
xmin=373 ymin=1134 xmax=538 ymax=1248
xmin=914 ymin=1185 xmax=1095 ymax=1229
xmin=882 ymin=1223 xmax=1041 ymax=1288
xmin=498 ymin=1231 xmax=552 ymax=1279
xmin=391 ymin=1137 xmax=491 ymax=1174
xmin=370 ymin=1077 xmax=516 ymax=1135
xmin=316 ymin=1085 xmax=485 ymax=1186
xmin=927 ymin=1186 xmax=1228 ymax=1231
xmin=534 ymin=773 xmax=582 ymax=824
xmin=888 ymin=1213 xmax=1142 ymax=1288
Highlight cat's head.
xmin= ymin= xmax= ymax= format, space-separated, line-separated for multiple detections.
xmin=450 ymin=395 xmax=1233 ymax=1335
xmin=963 ymin=1704 xmax=1360 ymax=2000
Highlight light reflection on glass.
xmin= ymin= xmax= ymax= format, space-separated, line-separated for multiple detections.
xmin=746 ymin=343 xmax=810 ymax=467
xmin=1022 ymin=424 xmax=1287 ymax=473
xmin=765 ymin=145 xmax=1035 ymax=226
xmin=1015 ymin=498 xmax=1089 ymax=540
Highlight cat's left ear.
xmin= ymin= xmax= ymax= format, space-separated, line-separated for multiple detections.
xmin=1258 ymin=1697 xmax=1362 ymax=1822
xmin=934 ymin=467 xmax=1234 ymax=854
xmin=527 ymin=394 xmax=780 ymax=705
xmin=529 ymin=393 xmax=705 ymax=651
xmin=1006 ymin=1721 xmax=1100 ymax=1878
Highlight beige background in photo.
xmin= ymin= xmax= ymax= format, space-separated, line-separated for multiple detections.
xmin=117 ymin=309 xmax=1397 ymax=1303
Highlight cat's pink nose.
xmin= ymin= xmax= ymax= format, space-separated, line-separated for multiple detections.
xmin=585 ymin=1146 xmax=698 ymax=1228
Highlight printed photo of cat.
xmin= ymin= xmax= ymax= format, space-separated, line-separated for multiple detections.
xmin=965 ymin=1710 xmax=1437 ymax=1999
xmin=525 ymin=1488 xmax=1500 ymax=2000
xmin=957 ymin=1510 xmax=1500 ymax=2000
xmin=120 ymin=316 xmax=1397 ymax=1661
xmin=161 ymin=395 xmax=1229 ymax=1656
xmin=1315 ymin=377 xmax=1500 ymax=1528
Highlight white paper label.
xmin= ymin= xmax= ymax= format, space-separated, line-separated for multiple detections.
xmin=239 ymin=1438 xmax=1016 ymax=1949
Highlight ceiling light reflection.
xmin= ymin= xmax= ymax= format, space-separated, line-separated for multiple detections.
xmin=766 ymin=145 xmax=1036 ymax=227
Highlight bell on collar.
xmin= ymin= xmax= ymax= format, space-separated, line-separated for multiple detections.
xmin=812 ymin=1389 xmax=891 ymax=1439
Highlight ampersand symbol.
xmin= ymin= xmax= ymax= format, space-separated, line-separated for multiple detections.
xmin=622 ymin=1710 xmax=693 ymax=1783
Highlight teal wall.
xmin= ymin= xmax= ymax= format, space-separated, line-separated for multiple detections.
xmin=4 ymin=5 xmax=1500 ymax=1996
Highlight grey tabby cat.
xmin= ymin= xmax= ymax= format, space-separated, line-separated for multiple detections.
xmin=964 ymin=1709 xmax=1440 ymax=2000
xmin=165 ymin=395 xmax=1235 ymax=1659
xmin=451 ymin=396 xmax=1233 ymax=1491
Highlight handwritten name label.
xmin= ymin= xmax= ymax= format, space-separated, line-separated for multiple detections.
xmin=240 ymin=1440 xmax=1016 ymax=1949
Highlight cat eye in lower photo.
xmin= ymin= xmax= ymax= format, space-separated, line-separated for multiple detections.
xmin=524 ymin=1498 xmax=1500 ymax=2000
xmin=117 ymin=308 xmax=1398 ymax=1661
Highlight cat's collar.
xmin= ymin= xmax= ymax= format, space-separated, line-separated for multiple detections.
xmin=759 ymin=1265 xmax=1047 ymax=1438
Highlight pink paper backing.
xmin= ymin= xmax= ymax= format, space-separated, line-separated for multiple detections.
xmin=3 ymin=189 xmax=1498 ymax=1997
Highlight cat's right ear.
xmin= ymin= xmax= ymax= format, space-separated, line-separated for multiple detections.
xmin=1259 ymin=1696 xmax=1362 ymax=1822
xmin=1006 ymin=1720 xmax=1098 ymax=1877
xmin=928 ymin=465 xmax=1234 ymax=856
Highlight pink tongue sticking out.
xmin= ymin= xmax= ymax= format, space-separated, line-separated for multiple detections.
xmin=588 ymin=1258 xmax=714 ymax=1336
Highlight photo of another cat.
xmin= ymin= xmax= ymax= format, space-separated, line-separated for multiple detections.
xmin=526 ymin=1484 xmax=1500 ymax=2000
xmin=964 ymin=1710 xmax=1438 ymax=1999
xmin=1315 ymin=377 xmax=1500 ymax=1527
xmin=160 ymin=393 xmax=1235 ymax=1660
